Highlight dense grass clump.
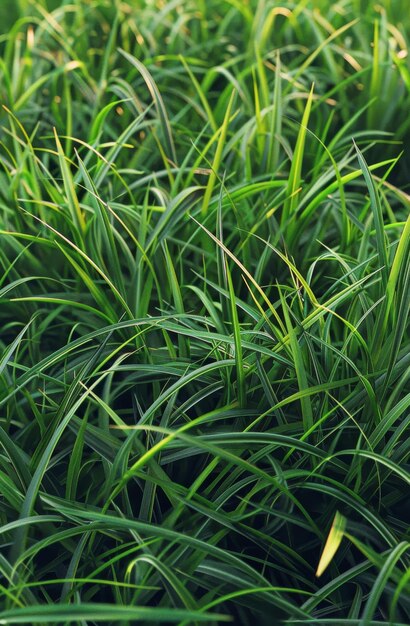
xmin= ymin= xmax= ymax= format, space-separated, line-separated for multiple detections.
xmin=0 ymin=0 xmax=409 ymax=624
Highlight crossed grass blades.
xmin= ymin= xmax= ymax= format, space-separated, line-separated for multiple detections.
xmin=0 ymin=0 xmax=409 ymax=624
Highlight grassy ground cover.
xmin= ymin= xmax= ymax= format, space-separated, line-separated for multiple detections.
xmin=0 ymin=0 xmax=409 ymax=624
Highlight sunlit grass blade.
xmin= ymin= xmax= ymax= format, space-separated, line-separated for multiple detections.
xmin=316 ymin=511 xmax=347 ymax=577
xmin=282 ymin=84 xmax=314 ymax=230
xmin=201 ymin=89 xmax=236 ymax=217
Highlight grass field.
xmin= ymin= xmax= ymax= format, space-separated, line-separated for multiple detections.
xmin=0 ymin=0 xmax=409 ymax=624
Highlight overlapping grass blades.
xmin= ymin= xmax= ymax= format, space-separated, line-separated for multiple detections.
xmin=0 ymin=0 xmax=409 ymax=624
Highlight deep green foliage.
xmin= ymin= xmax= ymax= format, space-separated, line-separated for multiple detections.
xmin=0 ymin=1 xmax=409 ymax=624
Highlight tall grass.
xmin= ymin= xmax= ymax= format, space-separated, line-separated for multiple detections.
xmin=0 ymin=0 xmax=409 ymax=624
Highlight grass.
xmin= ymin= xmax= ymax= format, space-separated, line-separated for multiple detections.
xmin=0 ymin=0 xmax=409 ymax=624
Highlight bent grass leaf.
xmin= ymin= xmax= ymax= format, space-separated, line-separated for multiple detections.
xmin=119 ymin=49 xmax=177 ymax=164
